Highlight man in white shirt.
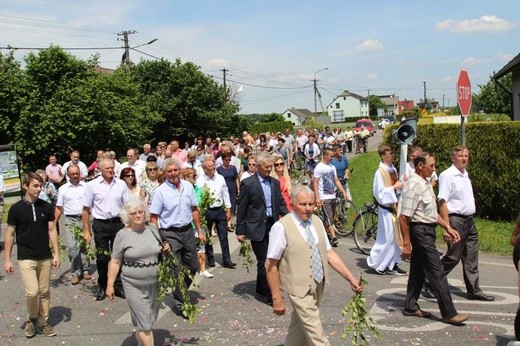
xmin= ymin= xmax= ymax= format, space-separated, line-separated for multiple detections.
xmin=63 ymin=150 xmax=88 ymax=181
xmin=82 ymin=158 xmax=130 ymax=301
xmin=437 ymin=145 xmax=493 ymax=301
xmin=196 ymin=158 xmax=235 ymax=269
xmin=295 ymin=129 xmax=308 ymax=158
xmin=313 ymin=147 xmax=348 ymax=247
xmin=139 ymin=143 xmax=155 ymax=162
xmin=121 ymin=148 xmax=146 ymax=183
xmin=55 ymin=164 xmax=90 ymax=285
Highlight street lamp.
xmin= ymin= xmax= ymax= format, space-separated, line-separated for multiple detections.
xmin=313 ymin=67 xmax=328 ymax=114
xmin=132 ymin=38 xmax=158 ymax=49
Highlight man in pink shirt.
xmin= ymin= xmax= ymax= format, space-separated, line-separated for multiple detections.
xmin=45 ymin=155 xmax=64 ymax=187
xmin=170 ymin=139 xmax=188 ymax=165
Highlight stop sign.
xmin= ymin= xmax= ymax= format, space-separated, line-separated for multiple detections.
xmin=457 ymin=70 xmax=472 ymax=117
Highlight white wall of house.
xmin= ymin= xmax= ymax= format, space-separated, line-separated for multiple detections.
xmin=282 ymin=110 xmax=302 ymax=126
xmin=327 ymin=97 xmax=369 ymax=122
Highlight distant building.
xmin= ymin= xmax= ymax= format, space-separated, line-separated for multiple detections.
xmin=378 ymin=94 xmax=400 ymax=115
xmin=494 ymin=52 xmax=520 ymax=121
xmin=416 ymin=98 xmax=440 ymax=112
xmin=281 ymin=108 xmax=315 ymax=126
xmin=326 ymin=90 xmax=369 ymax=123
xmin=93 ymin=67 xmax=115 ymax=74
xmin=397 ymin=99 xmax=415 ymax=113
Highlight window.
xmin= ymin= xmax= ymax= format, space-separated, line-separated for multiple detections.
xmin=335 ymin=103 xmax=340 ymax=109
xmin=332 ymin=110 xmax=344 ymax=122
xmin=287 ymin=114 xmax=291 ymax=118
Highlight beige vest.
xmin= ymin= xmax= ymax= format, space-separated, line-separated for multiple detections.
xmin=278 ymin=214 xmax=329 ymax=298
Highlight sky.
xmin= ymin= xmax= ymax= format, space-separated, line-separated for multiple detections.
xmin=1 ymin=0 xmax=519 ymax=114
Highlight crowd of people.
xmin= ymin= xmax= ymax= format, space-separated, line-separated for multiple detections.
xmin=1 ymin=127 xmax=518 ymax=345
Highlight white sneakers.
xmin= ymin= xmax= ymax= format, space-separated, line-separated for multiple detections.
xmin=199 ymin=270 xmax=214 ymax=278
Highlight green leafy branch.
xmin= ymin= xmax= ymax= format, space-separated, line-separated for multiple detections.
xmin=70 ymin=224 xmax=98 ymax=261
xmin=199 ymin=186 xmax=218 ymax=246
xmin=238 ymin=241 xmax=254 ymax=273
xmin=341 ymin=274 xmax=381 ymax=345
xmin=156 ymin=251 xmax=199 ymax=324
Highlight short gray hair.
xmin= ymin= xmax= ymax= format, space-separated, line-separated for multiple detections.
xmin=119 ymin=197 xmax=149 ymax=226
xmin=256 ymin=152 xmax=273 ymax=166
xmin=163 ymin=158 xmax=180 ymax=170
xmin=290 ymin=184 xmax=314 ymax=202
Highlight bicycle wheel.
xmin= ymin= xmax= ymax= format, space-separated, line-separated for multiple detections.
xmin=352 ymin=209 xmax=378 ymax=255
xmin=334 ymin=199 xmax=355 ymax=237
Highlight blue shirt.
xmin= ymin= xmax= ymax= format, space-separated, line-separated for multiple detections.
xmin=257 ymin=175 xmax=273 ymax=217
xmin=150 ymin=179 xmax=198 ymax=228
xmin=330 ymin=155 xmax=349 ymax=181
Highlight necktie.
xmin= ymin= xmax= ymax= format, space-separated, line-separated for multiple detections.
xmin=304 ymin=222 xmax=324 ymax=283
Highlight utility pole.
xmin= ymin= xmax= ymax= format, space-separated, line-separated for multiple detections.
xmin=313 ymin=78 xmax=318 ymax=114
xmin=423 ymin=81 xmax=427 ymax=108
xmin=442 ymin=94 xmax=445 ymax=111
xmin=221 ymin=68 xmax=228 ymax=102
xmin=117 ymin=30 xmax=136 ymax=75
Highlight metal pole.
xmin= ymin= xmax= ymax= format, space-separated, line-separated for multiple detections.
xmin=461 ymin=116 xmax=465 ymax=146
xmin=399 ymin=144 xmax=408 ymax=181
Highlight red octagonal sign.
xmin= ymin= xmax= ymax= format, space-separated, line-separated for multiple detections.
xmin=457 ymin=70 xmax=472 ymax=117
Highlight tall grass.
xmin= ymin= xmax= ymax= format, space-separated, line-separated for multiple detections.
xmin=347 ymin=152 xmax=515 ymax=256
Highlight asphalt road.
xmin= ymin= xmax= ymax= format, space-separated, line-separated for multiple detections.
xmin=0 ymin=132 xmax=517 ymax=345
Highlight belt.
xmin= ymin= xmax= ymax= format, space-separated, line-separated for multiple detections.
xmin=123 ymin=260 xmax=160 ymax=268
xmin=208 ymin=206 xmax=223 ymax=211
xmin=94 ymin=217 xmax=121 ymax=223
xmin=161 ymin=225 xmax=192 ymax=233
xmin=66 ymin=214 xmax=82 ymax=218
xmin=410 ymin=222 xmax=437 ymax=227
xmin=449 ymin=213 xmax=472 ymax=219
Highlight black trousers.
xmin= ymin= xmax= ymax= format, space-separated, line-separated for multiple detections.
xmin=159 ymin=227 xmax=198 ymax=304
xmin=346 ymin=140 xmax=353 ymax=153
xmin=405 ymin=223 xmax=457 ymax=319
xmin=251 ymin=217 xmax=275 ymax=298
xmin=205 ymin=207 xmax=232 ymax=266
xmin=92 ymin=218 xmax=124 ymax=290
xmin=441 ymin=215 xmax=482 ymax=295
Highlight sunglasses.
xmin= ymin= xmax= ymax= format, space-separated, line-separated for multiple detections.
xmin=274 ymin=162 xmax=285 ymax=167
xmin=147 ymin=168 xmax=157 ymax=171
xmin=124 ymin=174 xmax=134 ymax=177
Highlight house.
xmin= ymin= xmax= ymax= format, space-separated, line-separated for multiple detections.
xmin=416 ymin=98 xmax=440 ymax=112
xmin=281 ymin=108 xmax=315 ymax=126
xmin=326 ymin=90 xmax=369 ymax=123
xmin=397 ymin=99 xmax=415 ymax=113
xmin=494 ymin=52 xmax=520 ymax=121
xmin=378 ymin=94 xmax=400 ymax=115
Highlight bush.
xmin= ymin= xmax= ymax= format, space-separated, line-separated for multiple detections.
xmin=249 ymin=121 xmax=293 ymax=135
xmin=384 ymin=121 xmax=520 ymax=221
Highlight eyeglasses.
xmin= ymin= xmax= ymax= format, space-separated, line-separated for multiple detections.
xmin=188 ymin=156 xmax=196 ymax=159
xmin=249 ymin=163 xmax=256 ymax=166
xmin=147 ymin=168 xmax=157 ymax=171
xmin=124 ymin=174 xmax=134 ymax=178
xmin=189 ymin=174 xmax=197 ymax=178
xmin=274 ymin=162 xmax=285 ymax=167
xmin=129 ymin=210 xmax=145 ymax=216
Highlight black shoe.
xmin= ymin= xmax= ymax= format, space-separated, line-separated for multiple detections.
xmin=95 ymin=289 xmax=106 ymax=301
xmin=208 ymin=262 xmax=216 ymax=268
xmin=467 ymin=293 xmax=495 ymax=301
xmin=421 ymin=286 xmax=436 ymax=299
xmin=223 ymin=262 xmax=237 ymax=269
xmin=266 ymin=295 xmax=273 ymax=306
xmin=114 ymin=288 xmax=126 ymax=299
xmin=331 ymin=237 xmax=338 ymax=247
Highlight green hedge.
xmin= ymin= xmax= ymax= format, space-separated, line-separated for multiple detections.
xmin=250 ymin=121 xmax=294 ymax=135
xmin=383 ymin=121 xmax=520 ymax=221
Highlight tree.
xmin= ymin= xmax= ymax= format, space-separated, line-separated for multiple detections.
xmin=14 ymin=47 xmax=160 ymax=170
xmin=368 ymin=95 xmax=386 ymax=116
xmin=258 ymin=113 xmax=284 ymax=123
xmin=131 ymin=59 xmax=242 ymax=144
xmin=0 ymin=50 xmax=27 ymax=145
xmin=473 ymin=73 xmax=512 ymax=114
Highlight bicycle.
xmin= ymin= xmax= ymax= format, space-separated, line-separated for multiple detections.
xmin=352 ymin=202 xmax=379 ymax=255
xmin=332 ymin=192 xmax=356 ymax=238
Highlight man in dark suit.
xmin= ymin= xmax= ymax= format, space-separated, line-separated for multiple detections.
xmin=236 ymin=152 xmax=289 ymax=305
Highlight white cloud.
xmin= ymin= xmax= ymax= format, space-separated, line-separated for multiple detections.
xmin=434 ymin=15 xmax=517 ymax=33
xmin=206 ymin=59 xmax=229 ymax=69
xmin=355 ymin=39 xmax=383 ymax=53
xmin=366 ymin=73 xmax=378 ymax=80
xmin=438 ymin=76 xmax=453 ymax=83
xmin=463 ymin=53 xmax=514 ymax=66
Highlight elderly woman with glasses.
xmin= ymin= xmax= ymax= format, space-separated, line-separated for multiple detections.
xmin=270 ymin=154 xmax=293 ymax=212
xmin=140 ymin=163 xmax=163 ymax=207
xmin=107 ymin=198 xmax=170 ymax=346
xmin=120 ymin=167 xmax=141 ymax=199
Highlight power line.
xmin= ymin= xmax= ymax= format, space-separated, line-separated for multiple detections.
xmin=0 ymin=46 xmax=121 ymax=51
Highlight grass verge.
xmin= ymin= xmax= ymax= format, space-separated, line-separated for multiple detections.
xmin=348 ymin=152 xmax=515 ymax=256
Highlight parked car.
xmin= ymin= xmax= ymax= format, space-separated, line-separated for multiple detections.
xmin=383 ymin=115 xmax=396 ymax=124
xmin=353 ymin=118 xmax=375 ymax=136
